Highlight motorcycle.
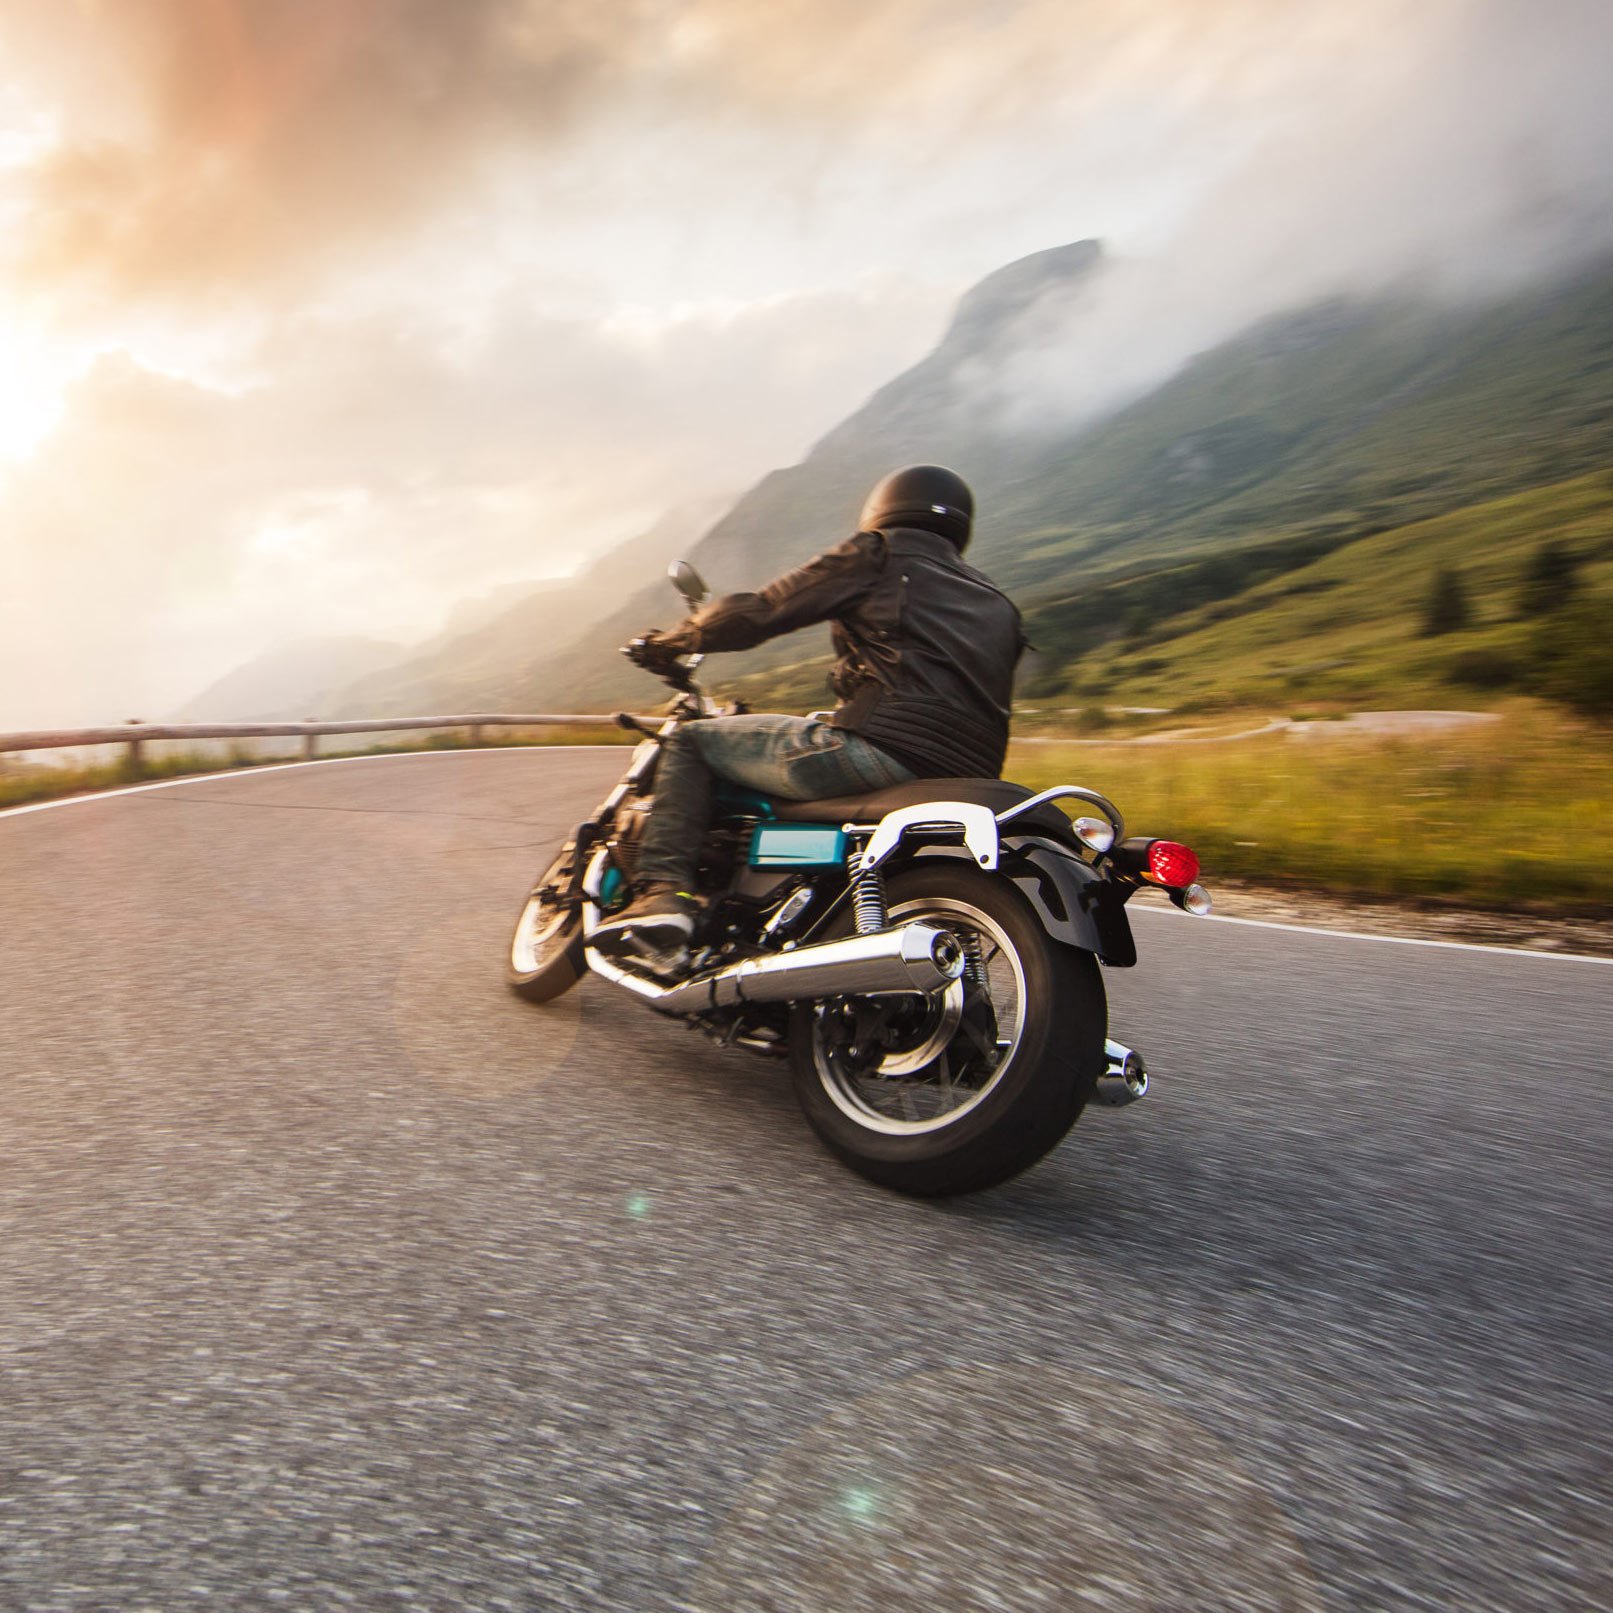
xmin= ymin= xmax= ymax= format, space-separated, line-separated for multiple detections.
xmin=507 ymin=560 xmax=1212 ymax=1197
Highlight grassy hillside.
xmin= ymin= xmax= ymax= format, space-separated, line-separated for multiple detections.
xmin=1029 ymin=470 xmax=1613 ymax=714
xmin=713 ymin=470 xmax=1613 ymax=720
xmin=989 ymin=259 xmax=1613 ymax=594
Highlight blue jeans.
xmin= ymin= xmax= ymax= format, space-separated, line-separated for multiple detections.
xmin=635 ymin=714 xmax=914 ymax=890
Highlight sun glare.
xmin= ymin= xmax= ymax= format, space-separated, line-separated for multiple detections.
xmin=0 ymin=322 xmax=65 ymax=462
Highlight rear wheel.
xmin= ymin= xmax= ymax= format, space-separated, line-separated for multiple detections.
xmin=507 ymin=845 xmax=587 ymax=1003
xmin=788 ymin=864 xmax=1105 ymax=1196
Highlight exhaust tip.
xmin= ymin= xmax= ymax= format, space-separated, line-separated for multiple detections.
xmin=1096 ymin=1043 xmax=1149 ymax=1105
xmin=929 ymin=932 xmax=965 ymax=979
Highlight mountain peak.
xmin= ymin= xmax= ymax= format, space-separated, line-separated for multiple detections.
xmin=943 ymin=239 xmax=1104 ymax=351
xmin=805 ymin=238 xmax=1106 ymax=462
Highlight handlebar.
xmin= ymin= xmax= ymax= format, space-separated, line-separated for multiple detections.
xmin=621 ymin=638 xmax=704 ymax=694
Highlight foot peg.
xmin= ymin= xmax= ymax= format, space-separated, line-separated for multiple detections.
xmin=1096 ymin=1039 xmax=1149 ymax=1105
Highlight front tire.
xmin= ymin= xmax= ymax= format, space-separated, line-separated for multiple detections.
xmin=788 ymin=864 xmax=1105 ymax=1196
xmin=507 ymin=846 xmax=587 ymax=1003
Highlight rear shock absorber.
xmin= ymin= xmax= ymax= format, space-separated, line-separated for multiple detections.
xmin=961 ymin=932 xmax=988 ymax=987
xmin=851 ymin=867 xmax=888 ymax=934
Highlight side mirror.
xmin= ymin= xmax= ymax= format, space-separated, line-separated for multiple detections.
xmin=668 ymin=559 xmax=709 ymax=610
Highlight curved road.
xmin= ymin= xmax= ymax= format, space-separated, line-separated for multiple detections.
xmin=1 ymin=750 xmax=1607 ymax=1612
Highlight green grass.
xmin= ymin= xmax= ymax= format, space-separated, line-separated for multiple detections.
xmin=1009 ymin=704 xmax=1613 ymax=912
xmin=0 ymin=726 xmax=634 ymax=810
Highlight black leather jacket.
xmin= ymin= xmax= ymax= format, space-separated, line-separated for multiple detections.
xmin=657 ymin=527 xmax=1024 ymax=779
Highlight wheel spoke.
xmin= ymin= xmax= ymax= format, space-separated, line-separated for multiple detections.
xmin=811 ymin=891 xmax=1030 ymax=1136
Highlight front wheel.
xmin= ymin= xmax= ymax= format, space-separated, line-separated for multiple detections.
xmin=507 ymin=845 xmax=587 ymax=1003
xmin=788 ymin=864 xmax=1106 ymax=1196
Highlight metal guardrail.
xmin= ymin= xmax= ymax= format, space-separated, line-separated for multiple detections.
xmin=0 ymin=714 xmax=636 ymax=772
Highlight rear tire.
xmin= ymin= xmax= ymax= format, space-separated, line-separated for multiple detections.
xmin=788 ymin=864 xmax=1105 ymax=1196
xmin=507 ymin=846 xmax=587 ymax=1003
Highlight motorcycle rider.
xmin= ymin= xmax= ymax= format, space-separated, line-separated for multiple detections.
xmin=594 ymin=465 xmax=1024 ymax=958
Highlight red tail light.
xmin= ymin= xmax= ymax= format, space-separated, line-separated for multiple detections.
xmin=1144 ymin=840 xmax=1200 ymax=889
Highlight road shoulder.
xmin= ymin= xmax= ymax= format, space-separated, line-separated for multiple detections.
xmin=1160 ymin=878 xmax=1613 ymax=958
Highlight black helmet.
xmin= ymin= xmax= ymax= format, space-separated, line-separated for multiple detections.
xmin=858 ymin=464 xmax=974 ymax=549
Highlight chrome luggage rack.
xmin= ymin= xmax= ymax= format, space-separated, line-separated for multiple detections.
xmin=995 ymin=785 xmax=1125 ymax=842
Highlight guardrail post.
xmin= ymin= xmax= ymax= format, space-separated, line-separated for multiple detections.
xmin=303 ymin=722 xmax=317 ymax=762
xmin=125 ymin=719 xmax=144 ymax=779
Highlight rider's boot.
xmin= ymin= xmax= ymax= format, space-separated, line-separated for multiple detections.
xmin=592 ymin=882 xmax=700 ymax=962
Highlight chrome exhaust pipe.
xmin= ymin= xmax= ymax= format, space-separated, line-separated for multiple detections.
xmin=1096 ymin=1039 xmax=1149 ymax=1105
xmin=586 ymin=922 xmax=965 ymax=1016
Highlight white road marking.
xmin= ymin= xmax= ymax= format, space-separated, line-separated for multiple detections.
xmin=1131 ymin=902 xmax=1613 ymax=966
xmin=7 ymin=748 xmax=1607 ymax=968
xmin=0 ymin=746 xmax=616 ymax=821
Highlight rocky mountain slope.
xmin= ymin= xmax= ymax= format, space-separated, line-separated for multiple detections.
xmin=187 ymin=498 xmax=728 ymax=721
xmin=321 ymin=498 xmax=727 ymax=717
xmin=176 ymin=636 xmax=407 ymax=722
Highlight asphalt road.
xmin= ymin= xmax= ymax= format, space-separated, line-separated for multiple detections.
xmin=0 ymin=749 xmax=1607 ymax=1613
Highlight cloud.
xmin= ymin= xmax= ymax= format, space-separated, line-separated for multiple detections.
xmin=0 ymin=0 xmax=642 ymax=310
xmin=1 ymin=0 xmax=1504 ymax=315
xmin=0 ymin=277 xmax=949 ymax=726
xmin=957 ymin=0 xmax=1613 ymax=431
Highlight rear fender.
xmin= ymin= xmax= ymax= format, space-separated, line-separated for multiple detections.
xmin=1005 ymin=838 xmax=1137 ymax=967
xmin=905 ymin=837 xmax=1137 ymax=967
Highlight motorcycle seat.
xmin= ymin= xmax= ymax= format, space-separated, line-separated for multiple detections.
xmin=766 ymin=778 xmax=1080 ymax=843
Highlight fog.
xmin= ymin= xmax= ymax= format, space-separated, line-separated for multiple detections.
xmin=966 ymin=0 xmax=1613 ymax=429
xmin=1 ymin=0 xmax=1610 ymax=728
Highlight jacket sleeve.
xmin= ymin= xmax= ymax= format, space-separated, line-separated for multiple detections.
xmin=655 ymin=531 xmax=885 ymax=654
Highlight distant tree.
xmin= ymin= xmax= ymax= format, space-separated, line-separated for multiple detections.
xmin=1529 ymin=592 xmax=1613 ymax=715
xmin=1446 ymin=647 xmax=1521 ymax=690
xmin=1420 ymin=565 xmax=1471 ymax=637
xmin=1515 ymin=540 xmax=1581 ymax=617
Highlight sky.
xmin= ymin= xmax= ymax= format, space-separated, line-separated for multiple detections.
xmin=1 ymin=0 xmax=1610 ymax=728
